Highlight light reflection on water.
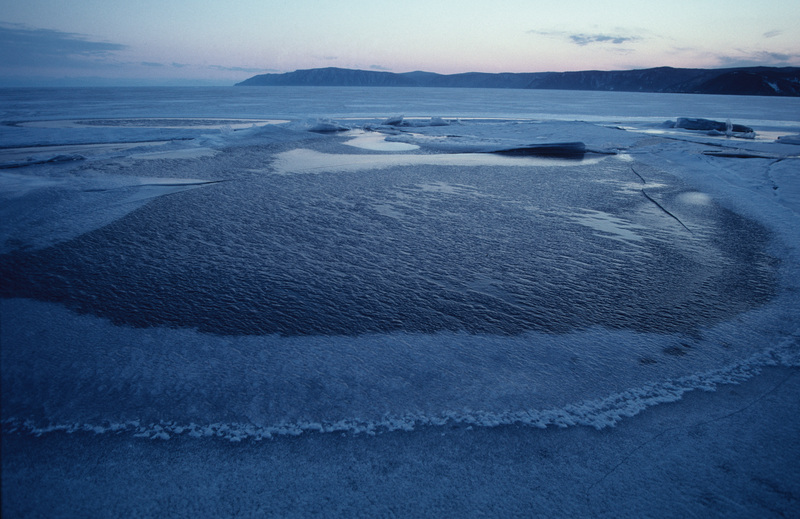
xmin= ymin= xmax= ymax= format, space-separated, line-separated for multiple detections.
xmin=569 ymin=209 xmax=648 ymax=245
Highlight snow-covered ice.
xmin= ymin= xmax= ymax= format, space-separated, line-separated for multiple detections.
xmin=1 ymin=86 xmax=799 ymax=517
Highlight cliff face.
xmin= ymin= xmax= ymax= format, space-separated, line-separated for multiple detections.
xmin=236 ymin=66 xmax=800 ymax=96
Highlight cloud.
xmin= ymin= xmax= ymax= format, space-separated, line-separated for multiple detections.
xmin=529 ymin=29 xmax=641 ymax=47
xmin=369 ymin=64 xmax=392 ymax=71
xmin=0 ymin=22 xmax=127 ymax=68
xmin=569 ymin=34 xmax=639 ymax=46
xmin=211 ymin=65 xmax=276 ymax=73
xmin=715 ymin=50 xmax=798 ymax=68
xmin=141 ymin=61 xmax=165 ymax=67
xmin=763 ymin=30 xmax=782 ymax=39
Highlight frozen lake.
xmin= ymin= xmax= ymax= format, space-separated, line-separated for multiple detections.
xmin=2 ymin=87 xmax=799 ymax=517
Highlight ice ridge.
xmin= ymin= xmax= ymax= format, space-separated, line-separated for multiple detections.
xmin=4 ymin=339 xmax=796 ymax=442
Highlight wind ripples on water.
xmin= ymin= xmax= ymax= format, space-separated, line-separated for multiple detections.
xmin=0 ymin=154 xmax=775 ymax=337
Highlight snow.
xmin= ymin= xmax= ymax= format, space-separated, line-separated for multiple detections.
xmin=342 ymin=129 xmax=420 ymax=151
xmin=303 ymin=118 xmax=351 ymax=132
xmin=270 ymin=146 xmax=608 ymax=175
xmin=1 ymin=86 xmax=799 ymax=517
xmin=3 ymin=366 xmax=798 ymax=517
xmin=382 ymin=114 xmax=405 ymax=125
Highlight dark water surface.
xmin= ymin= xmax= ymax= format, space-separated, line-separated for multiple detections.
xmin=0 ymin=139 xmax=777 ymax=338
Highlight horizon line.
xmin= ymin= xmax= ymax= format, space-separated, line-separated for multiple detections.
xmin=3 ymin=63 xmax=799 ymax=89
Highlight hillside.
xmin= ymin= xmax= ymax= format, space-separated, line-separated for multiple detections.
xmin=236 ymin=66 xmax=800 ymax=96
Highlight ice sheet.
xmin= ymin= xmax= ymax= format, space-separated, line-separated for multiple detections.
xmin=2 ymin=113 xmax=797 ymax=435
xmin=0 ymin=171 xmax=219 ymax=253
xmin=271 ymin=147 xmax=607 ymax=174
xmin=2 ymin=87 xmax=799 ymax=517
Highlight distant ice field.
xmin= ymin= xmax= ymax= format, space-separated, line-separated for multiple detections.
xmin=1 ymin=87 xmax=799 ymax=440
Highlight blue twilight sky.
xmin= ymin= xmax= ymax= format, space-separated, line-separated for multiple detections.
xmin=1 ymin=0 xmax=799 ymax=86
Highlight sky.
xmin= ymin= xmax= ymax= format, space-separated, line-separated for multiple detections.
xmin=1 ymin=0 xmax=799 ymax=86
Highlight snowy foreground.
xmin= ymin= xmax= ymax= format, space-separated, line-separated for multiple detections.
xmin=1 ymin=88 xmax=799 ymax=517
xmin=3 ymin=366 xmax=797 ymax=517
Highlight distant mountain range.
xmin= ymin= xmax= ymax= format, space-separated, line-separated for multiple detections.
xmin=236 ymin=66 xmax=800 ymax=96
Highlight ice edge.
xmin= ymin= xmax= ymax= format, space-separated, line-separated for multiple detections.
xmin=4 ymin=336 xmax=797 ymax=442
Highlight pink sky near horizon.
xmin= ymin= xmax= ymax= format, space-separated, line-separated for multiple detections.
xmin=2 ymin=0 xmax=799 ymax=86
